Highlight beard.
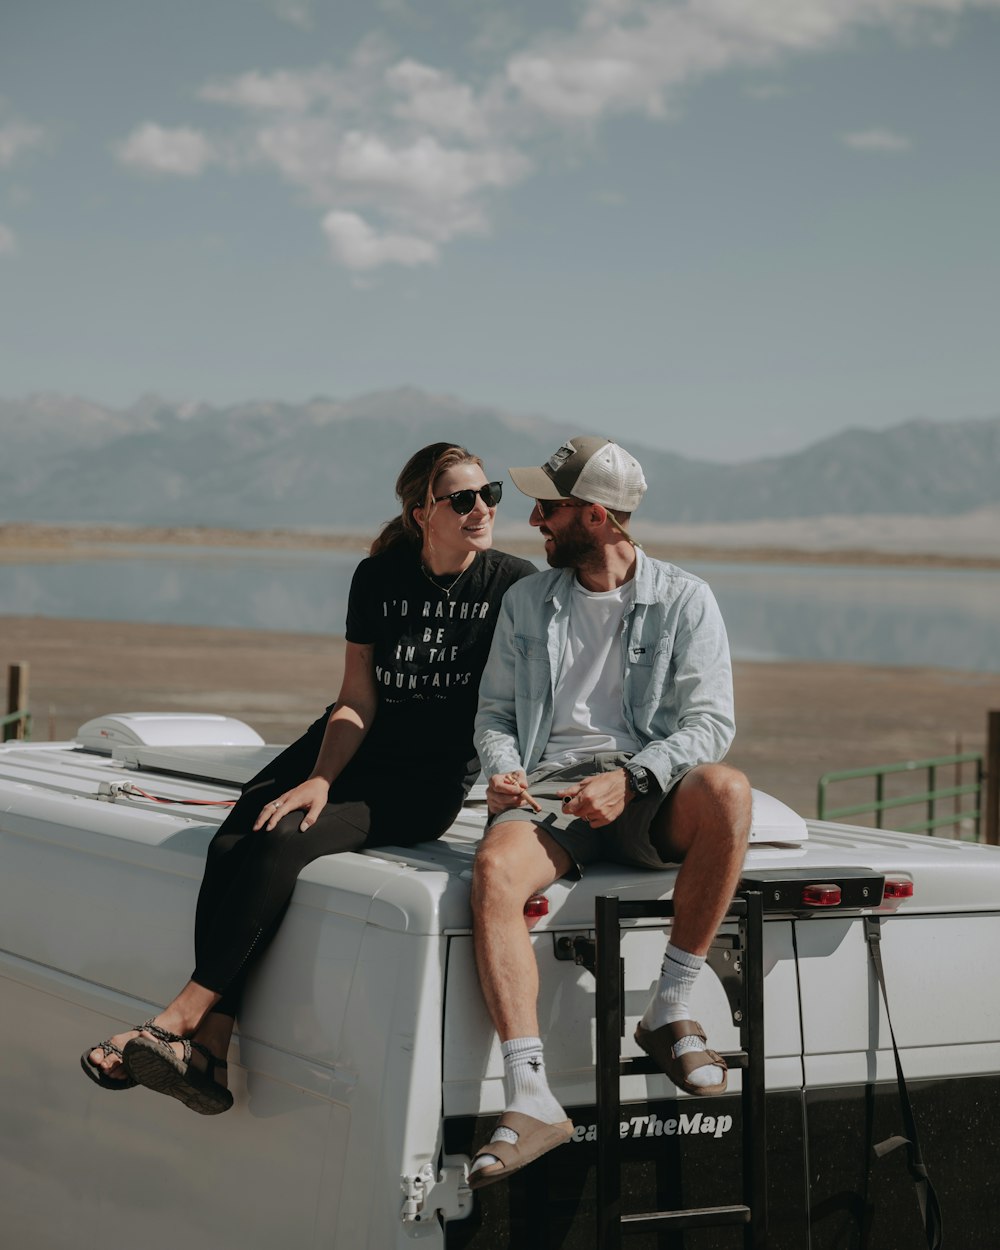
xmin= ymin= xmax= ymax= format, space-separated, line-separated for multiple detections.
xmin=543 ymin=515 xmax=600 ymax=569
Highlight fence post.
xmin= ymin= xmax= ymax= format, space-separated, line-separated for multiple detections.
xmin=5 ymin=662 xmax=30 ymax=742
xmin=985 ymin=710 xmax=1000 ymax=847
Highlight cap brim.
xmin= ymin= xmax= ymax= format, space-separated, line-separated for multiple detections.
xmin=508 ymin=465 xmax=569 ymax=500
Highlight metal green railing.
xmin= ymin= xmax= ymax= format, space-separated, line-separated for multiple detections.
xmin=817 ymin=752 xmax=984 ymax=839
xmin=0 ymin=708 xmax=31 ymax=742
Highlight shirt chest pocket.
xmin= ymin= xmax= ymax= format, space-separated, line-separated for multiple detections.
xmin=514 ymin=633 xmax=550 ymax=699
xmin=628 ymin=636 xmax=674 ymax=706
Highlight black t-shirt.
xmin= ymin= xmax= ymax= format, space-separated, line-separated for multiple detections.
xmin=345 ymin=545 xmax=537 ymax=780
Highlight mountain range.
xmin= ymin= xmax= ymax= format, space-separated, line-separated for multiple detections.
xmin=2 ymin=390 xmax=998 ymax=530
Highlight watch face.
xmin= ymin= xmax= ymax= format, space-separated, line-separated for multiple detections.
xmin=629 ymin=765 xmax=649 ymax=794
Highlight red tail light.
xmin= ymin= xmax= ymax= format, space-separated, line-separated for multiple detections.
xmin=802 ymin=883 xmax=841 ymax=907
xmin=524 ymin=894 xmax=549 ymax=918
xmin=883 ymin=878 xmax=914 ymax=900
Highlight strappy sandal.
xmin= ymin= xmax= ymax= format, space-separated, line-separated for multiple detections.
xmin=123 ymin=1034 xmax=234 ymax=1116
xmin=634 ymin=1019 xmax=728 ymax=1096
xmin=79 ymin=1019 xmax=180 ymax=1091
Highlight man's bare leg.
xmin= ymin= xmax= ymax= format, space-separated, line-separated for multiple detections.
xmin=470 ymin=819 xmax=574 ymax=1175
xmin=639 ymin=764 xmax=752 ymax=1089
xmin=472 ymin=819 xmax=572 ymax=1039
xmin=655 ymin=763 xmax=752 ymax=956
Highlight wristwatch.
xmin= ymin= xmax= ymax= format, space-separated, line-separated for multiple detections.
xmin=625 ymin=763 xmax=658 ymax=797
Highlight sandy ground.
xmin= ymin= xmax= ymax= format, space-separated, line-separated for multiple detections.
xmin=4 ymin=615 xmax=998 ymax=823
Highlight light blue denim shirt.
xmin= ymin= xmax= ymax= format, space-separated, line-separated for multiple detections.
xmin=474 ymin=548 xmax=736 ymax=793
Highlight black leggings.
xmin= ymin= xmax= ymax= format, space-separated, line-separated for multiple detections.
xmin=191 ymin=715 xmax=466 ymax=1017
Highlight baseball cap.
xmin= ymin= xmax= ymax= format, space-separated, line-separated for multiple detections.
xmin=509 ymin=436 xmax=647 ymax=513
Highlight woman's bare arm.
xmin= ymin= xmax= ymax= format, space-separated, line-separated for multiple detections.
xmin=254 ymin=642 xmax=378 ymax=832
xmin=309 ymin=642 xmax=378 ymax=785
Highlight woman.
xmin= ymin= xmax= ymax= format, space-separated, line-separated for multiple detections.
xmin=81 ymin=442 xmax=536 ymax=1114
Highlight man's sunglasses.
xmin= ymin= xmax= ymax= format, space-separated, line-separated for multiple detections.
xmin=534 ymin=498 xmax=588 ymax=520
xmin=433 ymin=480 xmax=503 ymax=515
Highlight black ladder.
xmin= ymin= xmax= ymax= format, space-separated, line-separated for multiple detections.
xmin=593 ymin=890 xmax=767 ymax=1249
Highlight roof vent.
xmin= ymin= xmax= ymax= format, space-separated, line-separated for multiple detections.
xmin=749 ymin=789 xmax=808 ymax=843
xmin=76 ymin=713 xmax=264 ymax=754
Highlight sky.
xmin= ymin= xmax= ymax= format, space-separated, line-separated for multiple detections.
xmin=1 ymin=0 xmax=998 ymax=463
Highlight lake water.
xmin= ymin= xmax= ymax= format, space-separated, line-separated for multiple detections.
xmin=3 ymin=546 xmax=999 ymax=672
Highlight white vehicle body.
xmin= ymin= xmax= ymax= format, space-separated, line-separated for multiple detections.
xmin=2 ymin=714 xmax=998 ymax=1248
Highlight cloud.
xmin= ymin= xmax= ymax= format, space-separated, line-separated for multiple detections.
xmin=116 ymin=0 xmax=999 ymax=269
xmin=500 ymin=0 xmax=999 ymax=125
xmin=0 ymin=222 xmax=16 ymax=255
xmin=507 ymin=0 xmax=1000 ymax=129
xmin=387 ymin=59 xmax=493 ymax=140
xmin=253 ymin=120 xmax=528 ymax=244
xmin=268 ymin=0 xmax=314 ymax=29
xmin=115 ymin=123 xmax=217 ymax=175
xmin=322 ymin=210 xmax=438 ymax=270
xmin=0 ymin=118 xmax=45 ymax=167
xmin=842 ymin=127 xmax=913 ymax=151
xmin=195 ymin=46 xmax=529 ymax=261
xmin=200 ymin=67 xmax=354 ymax=113
xmin=335 ymin=130 xmax=526 ymax=209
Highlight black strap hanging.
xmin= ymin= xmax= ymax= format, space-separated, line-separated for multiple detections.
xmin=864 ymin=917 xmax=944 ymax=1250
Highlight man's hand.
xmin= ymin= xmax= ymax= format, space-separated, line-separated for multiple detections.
xmin=487 ymin=770 xmax=541 ymax=816
xmin=558 ymin=769 xmax=631 ymax=829
xmin=253 ymin=776 xmax=331 ymax=833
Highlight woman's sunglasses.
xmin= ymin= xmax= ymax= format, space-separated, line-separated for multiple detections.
xmin=433 ymin=481 xmax=503 ymax=515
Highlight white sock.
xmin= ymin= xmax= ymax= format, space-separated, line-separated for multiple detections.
xmin=640 ymin=943 xmax=724 ymax=1090
xmin=469 ymin=1038 xmax=566 ymax=1174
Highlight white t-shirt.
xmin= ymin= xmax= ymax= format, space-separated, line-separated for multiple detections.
xmin=542 ymin=577 xmax=641 ymax=765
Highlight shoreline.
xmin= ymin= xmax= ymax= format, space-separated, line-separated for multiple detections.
xmin=2 ymin=522 xmax=999 ymax=570
xmin=3 ymin=614 xmax=998 ymax=823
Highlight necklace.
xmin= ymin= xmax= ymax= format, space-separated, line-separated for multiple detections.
xmin=420 ymin=558 xmax=474 ymax=599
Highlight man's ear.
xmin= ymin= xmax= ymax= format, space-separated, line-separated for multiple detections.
xmin=586 ymin=502 xmax=608 ymax=528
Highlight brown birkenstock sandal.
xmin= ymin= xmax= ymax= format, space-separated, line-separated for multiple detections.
xmin=79 ymin=1018 xmax=177 ymax=1091
xmin=468 ymin=1111 xmax=573 ymax=1190
xmin=123 ymin=1034 xmax=234 ymax=1115
xmin=634 ymin=1019 xmax=728 ymax=1096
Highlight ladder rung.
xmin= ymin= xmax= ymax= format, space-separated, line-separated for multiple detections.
xmin=621 ymin=1204 xmax=752 ymax=1233
xmin=620 ymin=1049 xmax=748 ymax=1076
xmin=616 ymin=900 xmax=748 ymax=921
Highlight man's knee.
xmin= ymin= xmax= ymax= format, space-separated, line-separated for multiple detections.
xmin=676 ymin=764 xmax=752 ymax=841
xmin=472 ymin=828 xmax=528 ymax=910
xmin=696 ymin=763 xmax=750 ymax=807
xmin=472 ymin=821 xmax=565 ymax=916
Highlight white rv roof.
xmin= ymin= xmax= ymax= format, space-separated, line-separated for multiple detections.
xmin=2 ymin=725 xmax=999 ymax=932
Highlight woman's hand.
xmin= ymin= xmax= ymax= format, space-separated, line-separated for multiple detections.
xmin=487 ymin=770 xmax=541 ymax=816
xmin=254 ymin=777 xmax=331 ymax=833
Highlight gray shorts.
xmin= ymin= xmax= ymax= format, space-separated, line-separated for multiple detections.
xmin=486 ymin=752 xmax=686 ymax=878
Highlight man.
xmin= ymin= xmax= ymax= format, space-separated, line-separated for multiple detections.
xmin=468 ymin=436 xmax=751 ymax=1189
